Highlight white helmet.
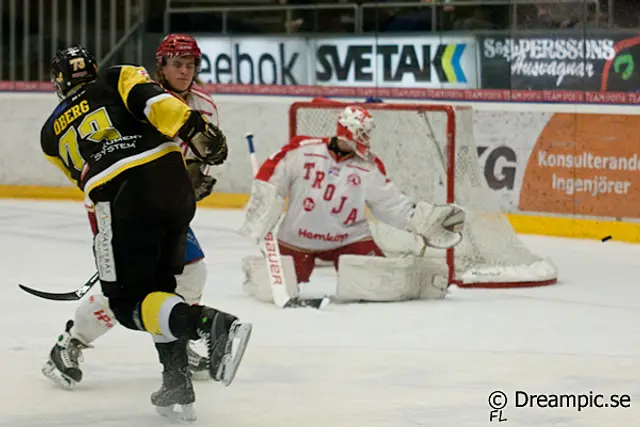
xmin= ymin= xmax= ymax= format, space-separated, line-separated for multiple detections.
xmin=336 ymin=105 xmax=374 ymax=160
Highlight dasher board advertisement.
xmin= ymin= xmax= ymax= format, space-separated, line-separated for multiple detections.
xmin=195 ymin=37 xmax=311 ymax=85
xmin=194 ymin=35 xmax=479 ymax=89
xmin=470 ymin=110 xmax=640 ymax=220
xmin=479 ymin=31 xmax=640 ymax=92
xmin=313 ymin=36 xmax=479 ymax=88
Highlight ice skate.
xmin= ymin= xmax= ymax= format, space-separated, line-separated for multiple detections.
xmin=151 ymin=369 xmax=196 ymax=422
xmin=187 ymin=341 xmax=210 ymax=381
xmin=152 ymin=339 xmax=197 ymax=421
xmin=41 ymin=320 xmax=90 ymax=390
xmin=198 ymin=309 xmax=252 ymax=386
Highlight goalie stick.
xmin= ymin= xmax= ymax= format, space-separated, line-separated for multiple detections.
xmin=245 ymin=132 xmax=328 ymax=310
xmin=18 ymin=272 xmax=99 ymax=301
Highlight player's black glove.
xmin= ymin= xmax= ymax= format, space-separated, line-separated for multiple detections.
xmin=186 ymin=160 xmax=217 ymax=201
xmin=178 ymin=112 xmax=228 ymax=166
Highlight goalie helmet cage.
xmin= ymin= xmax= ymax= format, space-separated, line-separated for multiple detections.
xmin=289 ymin=98 xmax=558 ymax=289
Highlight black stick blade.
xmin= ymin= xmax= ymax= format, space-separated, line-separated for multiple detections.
xmin=18 ymin=272 xmax=99 ymax=301
xmin=18 ymin=284 xmax=83 ymax=301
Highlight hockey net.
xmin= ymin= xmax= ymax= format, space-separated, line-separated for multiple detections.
xmin=289 ymin=99 xmax=558 ymax=288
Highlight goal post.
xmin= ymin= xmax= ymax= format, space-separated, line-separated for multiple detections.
xmin=289 ymin=98 xmax=558 ymax=289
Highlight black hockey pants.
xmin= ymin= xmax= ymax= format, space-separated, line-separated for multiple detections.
xmin=88 ymin=152 xmax=196 ymax=331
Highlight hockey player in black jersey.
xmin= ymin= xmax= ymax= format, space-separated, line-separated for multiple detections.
xmin=40 ymin=45 xmax=252 ymax=421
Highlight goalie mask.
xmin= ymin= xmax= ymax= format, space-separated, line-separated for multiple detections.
xmin=336 ymin=106 xmax=375 ymax=160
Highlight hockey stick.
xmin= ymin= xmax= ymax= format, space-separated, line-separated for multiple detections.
xmin=18 ymin=272 xmax=99 ymax=301
xmin=245 ymin=133 xmax=328 ymax=310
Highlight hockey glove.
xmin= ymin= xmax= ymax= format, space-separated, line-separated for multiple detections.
xmin=186 ymin=160 xmax=217 ymax=201
xmin=407 ymin=202 xmax=465 ymax=249
xmin=178 ymin=112 xmax=228 ymax=166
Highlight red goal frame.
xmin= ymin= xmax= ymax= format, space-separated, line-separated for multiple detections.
xmin=289 ymin=98 xmax=557 ymax=289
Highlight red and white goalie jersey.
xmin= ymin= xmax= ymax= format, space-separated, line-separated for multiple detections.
xmin=255 ymin=136 xmax=416 ymax=251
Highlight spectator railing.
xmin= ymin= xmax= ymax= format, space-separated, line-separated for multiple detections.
xmin=0 ymin=0 xmax=147 ymax=82
xmin=360 ymin=0 xmax=602 ymax=32
xmin=0 ymin=0 xmax=623 ymax=82
xmin=163 ymin=1 xmax=360 ymax=34
xmin=164 ymin=0 xmax=607 ymax=35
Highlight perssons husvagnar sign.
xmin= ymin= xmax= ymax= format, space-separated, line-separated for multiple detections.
xmin=483 ymin=37 xmax=615 ymax=88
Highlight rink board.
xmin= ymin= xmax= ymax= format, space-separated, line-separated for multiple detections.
xmin=1 ymin=184 xmax=638 ymax=243
xmin=1 ymin=90 xmax=640 ymax=243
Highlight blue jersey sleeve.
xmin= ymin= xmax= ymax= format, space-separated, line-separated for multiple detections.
xmin=184 ymin=227 xmax=205 ymax=264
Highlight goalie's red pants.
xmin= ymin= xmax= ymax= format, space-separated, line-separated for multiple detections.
xmin=278 ymin=239 xmax=384 ymax=283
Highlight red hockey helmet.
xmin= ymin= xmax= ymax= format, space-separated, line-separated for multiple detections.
xmin=155 ymin=34 xmax=202 ymax=72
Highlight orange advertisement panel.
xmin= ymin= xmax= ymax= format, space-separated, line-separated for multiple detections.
xmin=519 ymin=113 xmax=640 ymax=219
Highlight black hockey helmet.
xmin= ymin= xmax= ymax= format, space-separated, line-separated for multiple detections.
xmin=51 ymin=44 xmax=98 ymax=100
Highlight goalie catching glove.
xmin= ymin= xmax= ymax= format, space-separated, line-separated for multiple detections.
xmin=178 ymin=111 xmax=228 ymax=166
xmin=407 ymin=202 xmax=466 ymax=249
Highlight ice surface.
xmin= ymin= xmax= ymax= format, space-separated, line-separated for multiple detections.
xmin=0 ymin=199 xmax=638 ymax=427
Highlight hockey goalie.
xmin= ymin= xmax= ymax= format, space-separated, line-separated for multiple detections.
xmin=239 ymin=105 xmax=466 ymax=304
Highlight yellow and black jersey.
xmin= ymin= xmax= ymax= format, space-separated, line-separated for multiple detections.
xmin=40 ymin=65 xmax=193 ymax=195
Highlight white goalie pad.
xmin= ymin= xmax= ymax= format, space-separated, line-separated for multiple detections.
xmin=238 ymin=180 xmax=285 ymax=244
xmin=336 ymin=255 xmax=449 ymax=302
xmin=241 ymin=255 xmax=299 ymax=303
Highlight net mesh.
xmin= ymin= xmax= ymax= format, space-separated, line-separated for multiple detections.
xmin=290 ymin=100 xmax=557 ymax=287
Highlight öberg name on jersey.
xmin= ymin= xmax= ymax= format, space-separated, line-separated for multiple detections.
xmin=53 ymin=100 xmax=90 ymax=135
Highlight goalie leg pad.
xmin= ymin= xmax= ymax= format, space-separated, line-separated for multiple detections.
xmin=241 ymin=255 xmax=299 ymax=303
xmin=175 ymin=260 xmax=207 ymax=305
xmin=337 ymin=255 xmax=449 ymax=302
xmin=71 ymin=293 xmax=118 ymax=345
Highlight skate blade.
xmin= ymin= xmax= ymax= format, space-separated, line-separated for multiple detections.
xmin=156 ymin=404 xmax=197 ymax=422
xmin=220 ymin=322 xmax=253 ymax=387
xmin=41 ymin=360 xmax=76 ymax=390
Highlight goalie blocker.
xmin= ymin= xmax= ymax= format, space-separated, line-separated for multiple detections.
xmin=239 ymin=105 xmax=465 ymax=304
